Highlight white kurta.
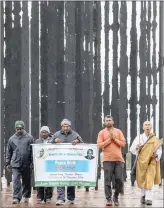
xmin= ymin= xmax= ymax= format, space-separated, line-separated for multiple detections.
xmin=130 ymin=133 xmax=162 ymax=200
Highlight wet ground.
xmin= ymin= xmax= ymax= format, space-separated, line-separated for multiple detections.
xmin=1 ymin=171 xmax=163 ymax=207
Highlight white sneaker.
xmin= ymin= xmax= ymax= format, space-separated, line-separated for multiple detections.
xmin=56 ymin=199 xmax=65 ymax=205
xmin=67 ymin=200 xmax=74 ymax=204
xmin=46 ymin=199 xmax=51 ymax=204
xmin=23 ymin=198 xmax=29 ymax=203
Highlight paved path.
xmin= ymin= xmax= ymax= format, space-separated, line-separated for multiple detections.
xmin=1 ymin=171 xmax=163 ymax=207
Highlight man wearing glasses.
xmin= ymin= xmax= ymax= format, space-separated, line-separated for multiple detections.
xmin=5 ymin=120 xmax=34 ymax=204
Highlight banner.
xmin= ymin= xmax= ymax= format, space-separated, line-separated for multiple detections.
xmin=32 ymin=143 xmax=98 ymax=187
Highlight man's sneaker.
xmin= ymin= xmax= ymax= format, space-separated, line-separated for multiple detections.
xmin=146 ymin=200 xmax=152 ymax=206
xmin=56 ymin=199 xmax=65 ymax=205
xmin=46 ymin=199 xmax=51 ymax=204
xmin=67 ymin=200 xmax=74 ymax=204
xmin=12 ymin=199 xmax=20 ymax=204
xmin=113 ymin=197 xmax=119 ymax=206
xmin=37 ymin=199 xmax=43 ymax=204
xmin=141 ymin=196 xmax=145 ymax=204
xmin=23 ymin=198 xmax=29 ymax=203
xmin=106 ymin=200 xmax=112 ymax=206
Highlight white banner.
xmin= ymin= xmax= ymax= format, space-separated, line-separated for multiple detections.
xmin=32 ymin=143 xmax=98 ymax=187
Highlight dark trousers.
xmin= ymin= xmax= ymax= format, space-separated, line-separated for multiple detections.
xmin=103 ymin=161 xmax=124 ymax=200
xmin=37 ymin=187 xmax=53 ymax=201
xmin=12 ymin=167 xmax=31 ymax=201
xmin=57 ymin=186 xmax=75 ymax=201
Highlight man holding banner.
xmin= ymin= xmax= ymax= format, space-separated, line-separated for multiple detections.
xmin=130 ymin=121 xmax=162 ymax=206
xmin=35 ymin=126 xmax=54 ymax=204
xmin=52 ymin=119 xmax=83 ymax=205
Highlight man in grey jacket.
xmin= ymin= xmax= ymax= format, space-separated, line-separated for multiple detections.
xmin=5 ymin=121 xmax=34 ymax=204
xmin=52 ymin=119 xmax=83 ymax=205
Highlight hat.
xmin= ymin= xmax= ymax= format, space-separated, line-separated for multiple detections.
xmin=61 ymin=119 xmax=71 ymax=126
xmin=40 ymin=126 xmax=50 ymax=133
xmin=15 ymin=121 xmax=25 ymax=129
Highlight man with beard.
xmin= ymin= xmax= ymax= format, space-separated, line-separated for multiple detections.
xmin=130 ymin=121 xmax=162 ymax=206
xmin=35 ymin=126 xmax=54 ymax=204
xmin=97 ymin=115 xmax=126 ymax=206
xmin=5 ymin=121 xmax=34 ymax=204
xmin=52 ymin=119 xmax=83 ymax=205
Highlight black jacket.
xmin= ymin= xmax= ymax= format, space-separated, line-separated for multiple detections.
xmin=6 ymin=131 xmax=34 ymax=168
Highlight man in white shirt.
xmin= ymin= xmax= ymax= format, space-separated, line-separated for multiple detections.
xmin=130 ymin=121 xmax=162 ymax=206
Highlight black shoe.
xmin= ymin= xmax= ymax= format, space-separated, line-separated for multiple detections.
xmin=85 ymin=187 xmax=89 ymax=192
xmin=146 ymin=200 xmax=152 ymax=206
xmin=141 ymin=196 xmax=145 ymax=204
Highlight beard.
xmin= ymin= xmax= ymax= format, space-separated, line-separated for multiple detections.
xmin=105 ymin=124 xmax=112 ymax=128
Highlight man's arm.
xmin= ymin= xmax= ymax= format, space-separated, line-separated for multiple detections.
xmin=97 ymin=132 xmax=111 ymax=148
xmin=113 ymin=130 xmax=126 ymax=147
xmin=75 ymin=133 xmax=83 ymax=143
xmin=129 ymin=136 xmax=140 ymax=155
xmin=6 ymin=139 xmax=13 ymax=166
xmin=29 ymin=136 xmax=35 ymax=165
xmin=52 ymin=132 xmax=62 ymax=143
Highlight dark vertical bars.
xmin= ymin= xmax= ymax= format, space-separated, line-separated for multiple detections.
xmin=92 ymin=1 xmax=102 ymax=143
xmin=152 ymin=2 xmax=158 ymax=132
xmin=21 ymin=1 xmax=29 ymax=132
xmin=146 ymin=2 xmax=152 ymax=121
xmin=129 ymin=2 xmax=137 ymax=146
xmin=31 ymin=1 xmax=40 ymax=139
xmin=64 ymin=2 xmax=76 ymax=128
xmin=75 ymin=2 xmax=84 ymax=136
xmin=55 ymin=2 xmax=65 ymax=130
xmin=88 ymin=2 xmax=94 ymax=142
xmin=119 ymin=2 xmax=128 ymax=153
xmin=159 ymin=0 xmax=164 ymax=140
xmin=40 ymin=1 xmax=48 ymax=126
xmin=103 ymin=1 xmax=110 ymax=116
xmin=139 ymin=2 xmax=147 ymax=131
xmin=81 ymin=2 xmax=93 ymax=142
xmin=46 ymin=2 xmax=57 ymax=132
xmin=111 ymin=2 xmax=119 ymax=127
xmin=1 ymin=1 xmax=4 ymax=177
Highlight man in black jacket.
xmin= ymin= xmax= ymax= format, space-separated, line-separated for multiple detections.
xmin=6 ymin=121 xmax=34 ymax=204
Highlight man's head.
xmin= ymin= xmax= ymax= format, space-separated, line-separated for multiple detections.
xmin=61 ymin=119 xmax=71 ymax=133
xmin=40 ymin=126 xmax=50 ymax=139
xmin=39 ymin=148 xmax=44 ymax=157
xmin=143 ymin=121 xmax=152 ymax=135
xmin=15 ymin=120 xmax=25 ymax=135
xmin=87 ymin=149 xmax=93 ymax=157
xmin=104 ymin=115 xmax=114 ymax=128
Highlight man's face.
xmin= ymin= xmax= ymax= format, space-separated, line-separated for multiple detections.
xmin=40 ymin=131 xmax=49 ymax=139
xmin=40 ymin=149 xmax=44 ymax=157
xmin=143 ymin=121 xmax=152 ymax=134
xmin=88 ymin=150 xmax=93 ymax=157
xmin=62 ymin=124 xmax=71 ymax=133
xmin=16 ymin=128 xmax=24 ymax=135
xmin=104 ymin=117 xmax=114 ymax=128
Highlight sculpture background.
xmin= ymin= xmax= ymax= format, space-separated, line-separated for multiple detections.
xmin=1 ymin=1 xmax=163 ymax=184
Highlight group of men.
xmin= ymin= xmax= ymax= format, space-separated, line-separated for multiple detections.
xmin=5 ymin=116 xmax=162 ymax=206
